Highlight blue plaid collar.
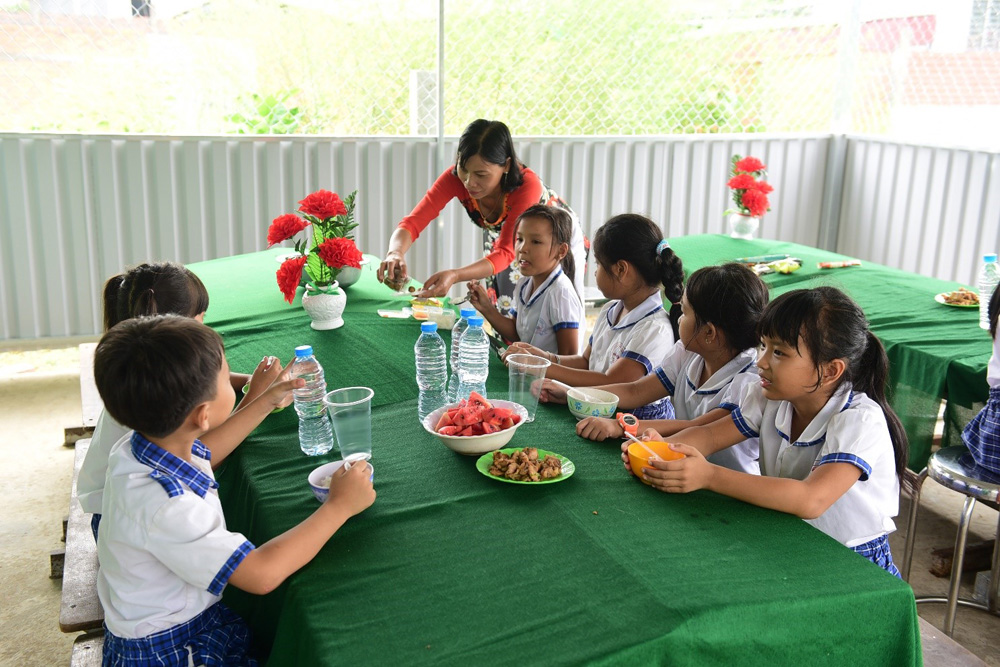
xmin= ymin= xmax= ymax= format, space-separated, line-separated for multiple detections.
xmin=131 ymin=431 xmax=218 ymax=498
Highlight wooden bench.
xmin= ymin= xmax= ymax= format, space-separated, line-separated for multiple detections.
xmin=70 ymin=631 xmax=104 ymax=667
xmin=59 ymin=437 xmax=104 ymax=633
xmin=919 ymin=616 xmax=986 ymax=666
xmin=65 ymin=342 xmax=101 ymax=446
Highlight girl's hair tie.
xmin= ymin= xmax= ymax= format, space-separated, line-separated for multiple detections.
xmin=656 ymin=239 xmax=671 ymax=255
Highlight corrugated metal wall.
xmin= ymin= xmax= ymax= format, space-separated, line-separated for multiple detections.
xmin=5 ymin=132 xmax=993 ymax=342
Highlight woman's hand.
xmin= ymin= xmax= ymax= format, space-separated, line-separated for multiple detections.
xmin=418 ymin=269 xmax=459 ymax=297
xmin=642 ymin=443 xmax=712 ymax=493
xmin=377 ymin=251 xmax=408 ymax=288
xmin=501 ymin=341 xmax=550 ymax=364
xmin=535 ymin=378 xmax=570 ymax=404
xmin=576 ymin=416 xmax=623 ymax=442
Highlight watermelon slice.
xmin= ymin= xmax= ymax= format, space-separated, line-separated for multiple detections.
xmin=438 ymin=425 xmax=460 ymax=436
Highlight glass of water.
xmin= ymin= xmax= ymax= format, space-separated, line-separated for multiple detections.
xmin=323 ymin=387 xmax=375 ymax=460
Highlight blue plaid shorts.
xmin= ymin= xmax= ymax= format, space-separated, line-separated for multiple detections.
xmin=103 ymin=602 xmax=257 ymax=666
xmin=851 ymin=534 xmax=901 ymax=578
xmin=962 ymin=386 xmax=1000 ymax=480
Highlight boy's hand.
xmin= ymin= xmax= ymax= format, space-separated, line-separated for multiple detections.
xmin=260 ymin=356 xmax=301 ymax=410
xmin=535 ymin=378 xmax=570 ymax=404
xmin=576 ymin=416 xmax=623 ymax=441
xmin=245 ymin=356 xmax=282 ymax=403
xmin=642 ymin=443 xmax=710 ymax=493
xmin=326 ymin=461 xmax=376 ymax=516
xmin=466 ymin=280 xmax=492 ymax=311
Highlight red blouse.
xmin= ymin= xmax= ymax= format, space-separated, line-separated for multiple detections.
xmin=396 ymin=166 xmax=546 ymax=274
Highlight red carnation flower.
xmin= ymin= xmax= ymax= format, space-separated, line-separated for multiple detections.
xmin=299 ymin=190 xmax=347 ymax=220
xmin=727 ymin=174 xmax=758 ymax=190
xmin=317 ymin=237 xmax=362 ymax=270
xmin=267 ymin=213 xmax=308 ymax=247
xmin=276 ymin=256 xmax=307 ymax=304
xmin=741 ymin=189 xmax=770 ymax=217
xmin=735 ymin=156 xmax=766 ymax=173
xmin=751 ymin=179 xmax=774 ymax=194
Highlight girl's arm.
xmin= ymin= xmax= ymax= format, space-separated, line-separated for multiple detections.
xmin=643 ymin=446 xmax=862 ymax=520
xmin=228 ymin=462 xmax=375 ymax=594
xmin=502 ymin=341 xmax=590 ymax=370
xmin=554 ymin=327 xmax=579 ymax=356
xmin=467 ymin=281 xmax=519 ymax=342
xmin=599 ymin=373 xmax=670 ymax=410
xmin=578 ymin=406 xmax=731 ymax=442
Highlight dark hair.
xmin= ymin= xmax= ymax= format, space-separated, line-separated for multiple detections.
xmin=990 ymin=282 xmax=1000 ymax=339
xmin=592 ymin=214 xmax=684 ymax=338
xmin=453 ymin=119 xmax=524 ymax=193
xmin=94 ymin=315 xmax=225 ymax=438
xmin=758 ymin=287 xmax=909 ymax=477
xmin=103 ymin=262 xmax=209 ymax=332
xmin=517 ymin=204 xmax=576 ymax=286
xmin=685 ymin=263 xmax=769 ymax=352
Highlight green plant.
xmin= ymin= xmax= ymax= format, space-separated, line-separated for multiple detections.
xmin=225 ymin=90 xmax=303 ymax=134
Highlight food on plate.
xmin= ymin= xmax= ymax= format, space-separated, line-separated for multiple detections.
xmin=941 ymin=288 xmax=978 ymax=306
xmin=411 ymin=296 xmax=443 ymax=308
xmin=434 ymin=392 xmax=521 ymax=436
xmin=488 ymin=447 xmax=562 ymax=482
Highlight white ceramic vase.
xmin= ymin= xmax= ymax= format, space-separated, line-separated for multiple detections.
xmin=728 ymin=213 xmax=760 ymax=240
xmin=301 ymin=282 xmax=346 ymax=330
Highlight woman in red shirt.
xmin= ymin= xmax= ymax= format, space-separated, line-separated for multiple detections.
xmin=377 ymin=119 xmax=587 ymax=315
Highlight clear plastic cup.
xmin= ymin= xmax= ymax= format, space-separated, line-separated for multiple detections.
xmin=323 ymin=387 xmax=374 ymax=460
xmin=506 ymin=354 xmax=551 ymax=422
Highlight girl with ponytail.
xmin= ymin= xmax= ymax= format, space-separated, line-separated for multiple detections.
xmin=629 ymin=286 xmax=908 ymax=576
xmin=506 ymin=214 xmax=683 ymax=420
xmin=961 ymin=284 xmax=1000 ymax=478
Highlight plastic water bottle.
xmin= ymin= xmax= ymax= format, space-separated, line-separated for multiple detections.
xmin=457 ymin=315 xmax=490 ymax=400
xmin=978 ymin=253 xmax=999 ymax=330
xmin=446 ymin=307 xmax=477 ymax=401
xmin=415 ymin=321 xmax=448 ymax=421
xmin=290 ymin=345 xmax=335 ymax=456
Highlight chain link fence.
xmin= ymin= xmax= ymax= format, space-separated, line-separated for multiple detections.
xmin=1 ymin=0 xmax=997 ymax=146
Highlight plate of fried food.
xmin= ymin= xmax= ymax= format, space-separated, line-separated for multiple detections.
xmin=935 ymin=288 xmax=979 ymax=308
xmin=476 ymin=447 xmax=575 ymax=485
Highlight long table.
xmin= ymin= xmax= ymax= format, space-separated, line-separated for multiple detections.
xmin=668 ymin=236 xmax=993 ymax=472
xmin=191 ymin=245 xmax=922 ymax=666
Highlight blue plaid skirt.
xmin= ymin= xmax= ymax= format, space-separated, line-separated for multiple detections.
xmin=962 ymin=386 xmax=1000 ymax=479
xmin=633 ymin=397 xmax=675 ymax=421
xmin=103 ymin=602 xmax=256 ymax=666
xmin=851 ymin=534 xmax=901 ymax=578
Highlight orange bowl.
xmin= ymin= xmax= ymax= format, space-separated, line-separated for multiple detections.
xmin=627 ymin=441 xmax=684 ymax=485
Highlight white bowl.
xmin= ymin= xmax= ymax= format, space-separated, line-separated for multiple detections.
xmin=422 ymin=399 xmax=529 ymax=456
xmin=566 ymin=387 xmax=619 ymax=421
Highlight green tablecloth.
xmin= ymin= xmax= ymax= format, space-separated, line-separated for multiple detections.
xmin=190 ymin=247 xmax=921 ymax=666
xmin=668 ymin=236 xmax=993 ymax=472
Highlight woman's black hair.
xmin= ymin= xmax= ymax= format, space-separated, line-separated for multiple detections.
xmin=591 ymin=214 xmax=684 ymax=338
xmin=989 ymin=282 xmax=1000 ymax=339
xmin=517 ymin=204 xmax=575 ymax=286
xmin=103 ymin=262 xmax=210 ymax=332
xmin=453 ymin=119 xmax=524 ymax=193
xmin=684 ymin=262 xmax=769 ymax=353
xmin=758 ymin=287 xmax=909 ymax=478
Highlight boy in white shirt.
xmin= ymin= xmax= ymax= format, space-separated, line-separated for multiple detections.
xmin=94 ymin=315 xmax=375 ymax=665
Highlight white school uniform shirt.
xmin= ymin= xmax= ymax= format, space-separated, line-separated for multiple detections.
xmin=511 ymin=266 xmax=583 ymax=354
xmin=654 ymin=342 xmax=760 ymax=474
xmin=731 ymin=382 xmax=900 ymax=547
xmin=77 ymin=409 xmax=132 ymax=514
xmin=97 ymin=432 xmax=254 ymax=639
xmin=588 ymin=293 xmax=674 ymax=418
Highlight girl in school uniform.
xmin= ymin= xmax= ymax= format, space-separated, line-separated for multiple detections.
xmin=506 ymin=213 xmax=683 ymax=419
xmin=569 ymin=262 xmax=768 ymax=474
xmin=963 ymin=284 xmax=1000 ymax=478
xmin=629 ymin=286 xmax=908 ymax=575
xmin=468 ymin=204 xmax=583 ymax=355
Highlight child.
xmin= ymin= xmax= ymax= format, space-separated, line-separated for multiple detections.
xmin=468 ymin=204 xmax=583 ymax=355
xmin=78 ymin=262 xmax=287 ymax=539
xmin=628 ymin=287 xmax=908 ymax=576
xmin=568 ymin=263 xmax=768 ymax=474
xmin=962 ymin=283 xmax=1000 ymax=479
xmin=93 ymin=315 xmax=376 ymax=664
xmin=506 ymin=213 xmax=683 ymax=419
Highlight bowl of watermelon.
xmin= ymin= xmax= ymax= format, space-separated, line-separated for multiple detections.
xmin=423 ymin=392 xmax=528 ymax=455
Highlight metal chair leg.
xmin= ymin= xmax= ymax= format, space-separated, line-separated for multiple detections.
xmin=901 ymin=468 xmax=928 ymax=582
xmin=944 ymin=495 xmax=978 ymax=636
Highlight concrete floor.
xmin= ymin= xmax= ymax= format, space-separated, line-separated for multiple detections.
xmin=0 ymin=344 xmax=998 ymax=665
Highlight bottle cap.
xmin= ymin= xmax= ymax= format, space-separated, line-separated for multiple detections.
xmin=985 ymin=253 xmax=998 ymax=263
xmin=420 ymin=321 xmax=438 ymax=333
xmin=468 ymin=315 xmax=484 ymax=327
xmin=460 ymin=307 xmax=477 ymax=318
xmin=294 ymin=345 xmax=313 ymax=357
